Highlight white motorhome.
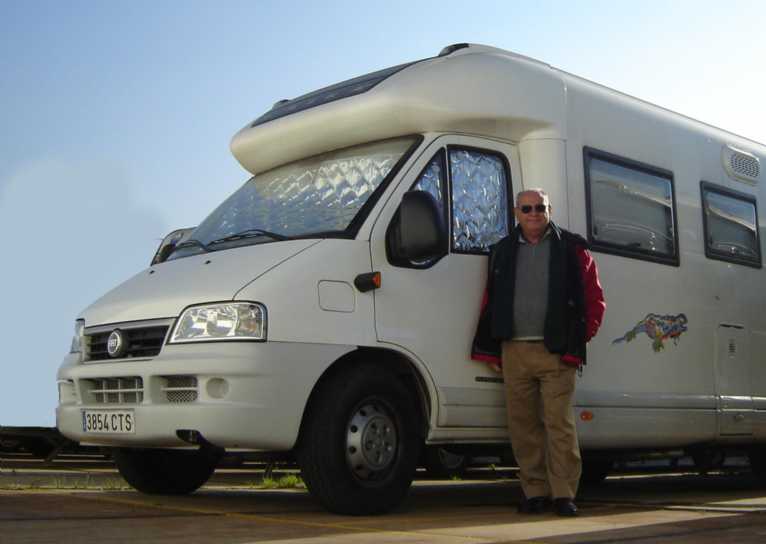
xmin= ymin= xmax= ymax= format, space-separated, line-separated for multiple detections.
xmin=56 ymin=44 xmax=766 ymax=514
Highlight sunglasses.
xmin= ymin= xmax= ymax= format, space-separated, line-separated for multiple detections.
xmin=518 ymin=204 xmax=548 ymax=214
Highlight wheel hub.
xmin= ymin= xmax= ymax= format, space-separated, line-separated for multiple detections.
xmin=346 ymin=402 xmax=398 ymax=480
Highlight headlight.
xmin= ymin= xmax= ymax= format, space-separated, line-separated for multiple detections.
xmin=70 ymin=320 xmax=85 ymax=353
xmin=170 ymin=302 xmax=267 ymax=343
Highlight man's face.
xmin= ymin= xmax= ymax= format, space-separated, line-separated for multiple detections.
xmin=514 ymin=191 xmax=551 ymax=238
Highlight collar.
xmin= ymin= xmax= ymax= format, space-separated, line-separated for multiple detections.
xmin=518 ymin=225 xmax=552 ymax=245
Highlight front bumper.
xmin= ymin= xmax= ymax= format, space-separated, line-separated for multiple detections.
xmin=56 ymin=341 xmax=354 ymax=450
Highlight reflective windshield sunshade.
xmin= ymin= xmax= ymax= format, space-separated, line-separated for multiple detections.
xmin=175 ymin=138 xmax=416 ymax=256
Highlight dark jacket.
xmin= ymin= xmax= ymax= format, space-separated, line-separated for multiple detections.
xmin=471 ymin=222 xmax=606 ymax=368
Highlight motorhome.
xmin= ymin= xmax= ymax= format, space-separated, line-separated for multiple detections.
xmin=56 ymin=43 xmax=766 ymax=514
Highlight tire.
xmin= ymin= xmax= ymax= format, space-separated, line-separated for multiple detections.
xmin=748 ymin=446 xmax=766 ymax=478
xmin=297 ymin=363 xmax=422 ymax=515
xmin=580 ymin=455 xmax=612 ymax=486
xmin=422 ymin=447 xmax=469 ymax=478
xmin=113 ymin=447 xmax=221 ymax=495
xmin=691 ymin=448 xmax=725 ymax=475
xmin=25 ymin=440 xmax=54 ymax=459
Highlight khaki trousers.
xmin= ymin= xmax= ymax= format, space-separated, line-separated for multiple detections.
xmin=502 ymin=340 xmax=581 ymax=499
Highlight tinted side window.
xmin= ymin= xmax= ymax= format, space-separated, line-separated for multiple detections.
xmin=449 ymin=148 xmax=510 ymax=253
xmin=701 ymin=182 xmax=761 ymax=268
xmin=584 ymin=148 xmax=679 ymax=266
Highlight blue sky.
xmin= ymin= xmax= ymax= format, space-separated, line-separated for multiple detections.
xmin=1 ymin=0 xmax=765 ymax=426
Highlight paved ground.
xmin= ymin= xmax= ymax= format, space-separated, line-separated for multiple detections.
xmin=3 ymin=470 xmax=766 ymax=543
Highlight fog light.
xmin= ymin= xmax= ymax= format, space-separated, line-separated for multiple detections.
xmin=58 ymin=380 xmax=77 ymax=404
xmin=207 ymin=378 xmax=229 ymax=399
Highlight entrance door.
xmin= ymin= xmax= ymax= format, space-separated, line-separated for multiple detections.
xmin=716 ymin=324 xmax=753 ymax=436
xmin=371 ymin=135 xmax=520 ymax=428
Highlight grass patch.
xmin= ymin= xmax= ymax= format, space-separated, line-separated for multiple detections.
xmin=259 ymin=474 xmax=304 ymax=489
xmin=0 ymin=474 xmax=131 ymax=491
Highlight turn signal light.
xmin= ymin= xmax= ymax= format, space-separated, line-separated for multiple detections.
xmin=354 ymin=271 xmax=381 ymax=292
xmin=580 ymin=410 xmax=594 ymax=422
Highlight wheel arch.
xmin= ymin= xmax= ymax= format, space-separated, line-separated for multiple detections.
xmin=295 ymin=347 xmax=433 ymax=450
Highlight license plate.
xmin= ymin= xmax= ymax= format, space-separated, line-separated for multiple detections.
xmin=82 ymin=410 xmax=135 ymax=434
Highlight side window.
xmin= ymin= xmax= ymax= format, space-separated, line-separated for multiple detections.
xmin=386 ymin=150 xmax=448 ymax=268
xmin=584 ymin=148 xmax=679 ymax=266
xmin=701 ymin=182 xmax=761 ymax=268
xmin=449 ymin=147 xmax=510 ymax=253
xmin=413 ymin=150 xmax=447 ymax=220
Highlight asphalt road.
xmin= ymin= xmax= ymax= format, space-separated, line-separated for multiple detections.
xmin=3 ymin=470 xmax=766 ymax=543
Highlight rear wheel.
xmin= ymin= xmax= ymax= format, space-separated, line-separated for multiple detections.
xmin=691 ymin=448 xmax=725 ymax=475
xmin=113 ymin=447 xmax=221 ymax=495
xmin=748 ymin=446 xmax=766 ymax=479
xmin=580 ymin=455 xmax=612 ymax=486
xmin=297 ymin=363 xmax=422 ymax=515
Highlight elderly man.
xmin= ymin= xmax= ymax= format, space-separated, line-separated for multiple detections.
xmin=472 ymin=189 xmax=605 ymax=517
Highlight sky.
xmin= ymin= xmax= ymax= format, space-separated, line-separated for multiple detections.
xmin=1 ymin=0 xmax=765 ymax=426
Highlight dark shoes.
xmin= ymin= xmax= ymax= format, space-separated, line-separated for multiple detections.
xmin=518 ymin=496 xmax=578 ymax=516
xmin=517 ymin=496 xmax=548 ymax=514
xmin=553 ymin=498 xmax=578 ymax=517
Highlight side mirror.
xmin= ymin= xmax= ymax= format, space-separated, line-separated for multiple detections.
xmin=151 ymin=227 xmax=195 ymax=265
xmin=396 ymin=191 xmax=447 ymax=262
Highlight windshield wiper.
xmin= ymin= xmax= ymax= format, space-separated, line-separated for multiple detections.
xmin=208 ymin=229 xmax=292 ymax=246
xmin=169 ymin=238 xmax=209 ymax=256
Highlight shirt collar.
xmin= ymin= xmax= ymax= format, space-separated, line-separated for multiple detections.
xmin=518 ymin=226 xmax=552 ymax=245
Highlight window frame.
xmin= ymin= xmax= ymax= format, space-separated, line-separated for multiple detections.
xmin=446 ymin=144 xmax=514 ymax=256
xmin=583 ymin=146 xmax=680 ymax=267
xmin=700 ymin=180 xmax=762 ymax=269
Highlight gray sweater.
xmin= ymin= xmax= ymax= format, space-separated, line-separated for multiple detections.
xmin=511 ymin=235 xmax=551 ymax=339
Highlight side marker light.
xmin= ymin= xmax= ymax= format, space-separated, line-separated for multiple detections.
xmin=354 ymin=271 xmax=381 ymax=292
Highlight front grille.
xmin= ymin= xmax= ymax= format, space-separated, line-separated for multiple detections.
xmin=84 ymin=377 xmax=144 ymax=404
xmin=87 ymin=326 xmax=169 ymax=361
xmin=163 ymin=376 xmax=198 ymax=403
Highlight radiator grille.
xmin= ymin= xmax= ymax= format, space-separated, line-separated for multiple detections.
xmin=85 ymin=377 xmax=144 ymax=404
xmin=86 ymin=326 xmax=168 ymax=361
xmin=163 ymin=376 xmax=198 ymax=403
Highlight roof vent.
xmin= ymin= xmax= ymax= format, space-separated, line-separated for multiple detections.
xmin=271 ymin=99 xmax=290 ymax=110
xmin=438 ymin=43 xmax=470 ymax=57
xmin=722 ymin=145 xmax=760 ymax=184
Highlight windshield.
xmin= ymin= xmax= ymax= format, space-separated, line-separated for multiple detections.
xmin=169 ymin=137 xmax=416 ymax=259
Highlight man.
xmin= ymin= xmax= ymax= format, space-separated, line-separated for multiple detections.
xmin=472 ymin=189 xmax=606 ymax=517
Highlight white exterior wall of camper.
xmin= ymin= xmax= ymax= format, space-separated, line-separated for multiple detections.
xmin=56 ymin=44 xmax=766 ymax=513
xmin=561 ymin=72 xmax=766 ymax=447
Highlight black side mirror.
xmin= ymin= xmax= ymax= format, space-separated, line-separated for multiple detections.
xmin=151 ymin=227 xmax=195 ymax=265
xmin=395 ymin=190 xmax=447 ymax=262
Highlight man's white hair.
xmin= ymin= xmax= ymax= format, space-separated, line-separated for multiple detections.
xmin=516 ymin=188 xmax=550 ymax=206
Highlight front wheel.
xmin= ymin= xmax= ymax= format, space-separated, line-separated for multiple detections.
xmin=113 ymin=447 xmax=221 ymax=495
xmin=297 ymin=364 xmax=422 ymax=515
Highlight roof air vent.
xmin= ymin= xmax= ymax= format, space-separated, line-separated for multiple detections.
xmin=272 ymin=99 xmax=290 ymax=110
xmin=722 ymin=145 xmax=760 ymax=184
xmin=438 ymin=43 xmax=470 ymax=57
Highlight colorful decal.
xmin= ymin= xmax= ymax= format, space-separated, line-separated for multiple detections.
xmin=612 ymin=313 xmax=688 ymax=352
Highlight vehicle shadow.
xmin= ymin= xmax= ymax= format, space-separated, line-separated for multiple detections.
xmin=3 ymin=472 xmax=766 ymax=544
